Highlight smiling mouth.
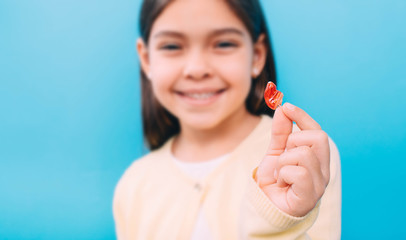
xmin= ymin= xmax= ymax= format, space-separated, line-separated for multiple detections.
xmin=176 ymin=89 xmax=226 ymax=101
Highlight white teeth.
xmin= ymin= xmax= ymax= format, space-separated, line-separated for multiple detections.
xmin=185 ymin=92 xmax=216 ymax=99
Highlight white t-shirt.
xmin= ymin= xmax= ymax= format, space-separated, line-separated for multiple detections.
xmin=172 ymin=154 xmax=229 ymax=240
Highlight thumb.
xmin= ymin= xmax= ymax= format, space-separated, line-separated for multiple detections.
xmin=267 ymin=105 xmax=293 ymax=156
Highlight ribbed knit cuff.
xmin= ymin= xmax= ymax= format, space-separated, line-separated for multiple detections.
xmin=247 ymin=167 xmax=319 ymax=230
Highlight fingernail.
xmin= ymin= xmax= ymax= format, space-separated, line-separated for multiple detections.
xmin=274 ymin=169 xmax=278 ymax=179
xmin=284 ymin=102 xmax=295 ymax=111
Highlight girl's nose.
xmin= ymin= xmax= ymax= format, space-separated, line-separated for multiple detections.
xmin=182 ymin=50 xmax=212 ymax=80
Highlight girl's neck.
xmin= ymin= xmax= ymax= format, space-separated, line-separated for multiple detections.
xmin=172 ymin=110 xmax=261 ymax=163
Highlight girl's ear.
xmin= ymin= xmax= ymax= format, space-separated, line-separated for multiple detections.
xmin=251 ymin=34 xmax=267 ymax=78
xmin=136 ymin=38 xmax=152 ymax=79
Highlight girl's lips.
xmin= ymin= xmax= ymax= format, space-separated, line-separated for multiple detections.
xmin=175 ymin=89 xmax=226 ymax=106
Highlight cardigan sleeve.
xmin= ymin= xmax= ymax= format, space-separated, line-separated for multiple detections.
xmin=307 ymin=138 xmax=342 ymax=240
xmin=113 ymin=175 xmax=129 ymax=240
xmin=238 ymin=138 xmax=341 ymax=240
xmin=238 ymin=168 xmax=320 ymax=240
xmin=112 ymin=160 xmax=145 ymax=240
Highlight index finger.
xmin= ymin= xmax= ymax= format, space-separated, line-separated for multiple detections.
xmin=282 ymin=103 xmax=321 ymax=131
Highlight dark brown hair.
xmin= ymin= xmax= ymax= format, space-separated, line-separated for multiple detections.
xmin=139 ymin=0 xmax=277 ymax=150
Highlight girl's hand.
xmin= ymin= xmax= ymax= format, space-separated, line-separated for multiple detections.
xmin=255 ymin=103 xmax=330 ymax=217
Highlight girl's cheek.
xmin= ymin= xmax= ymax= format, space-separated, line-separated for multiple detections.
xmin=150 ymin=53 xmax=184 ymax=81
xmin=211 ymin=53 xmax=252 ymax=82
xmin=149 ymin=58 xmax=184 ymax=101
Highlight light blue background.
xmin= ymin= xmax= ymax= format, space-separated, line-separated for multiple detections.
xmin=0 ymin=0 xmax=405 ymax=239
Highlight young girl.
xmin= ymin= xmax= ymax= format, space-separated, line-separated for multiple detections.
xmin=113 ymin=0 xmax=341 ymax=239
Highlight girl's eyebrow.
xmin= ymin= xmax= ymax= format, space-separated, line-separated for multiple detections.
xmin=152 ymin=28 xmax=244 ymax=39
xmin=153 ymin=31 xmax=184 ymax=39
xmin=210 ymin=28 xmax=244 ymax=37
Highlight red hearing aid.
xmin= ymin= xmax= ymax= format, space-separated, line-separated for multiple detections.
xmin=264 ymin=81 xmax=283 ymax=110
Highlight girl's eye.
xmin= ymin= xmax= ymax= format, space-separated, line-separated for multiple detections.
xmin=160 ymin=44 xmax=181 ymax=51
xmin=215 ymin=41 xmax=237 ymax=48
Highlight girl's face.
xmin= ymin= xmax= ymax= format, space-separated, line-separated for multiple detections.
xmin=138 ymin=0 xmax=266 ymax=131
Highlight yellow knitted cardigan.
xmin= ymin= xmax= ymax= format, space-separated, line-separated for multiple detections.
xmin=113 ymin=115 xmax=341 ymax=240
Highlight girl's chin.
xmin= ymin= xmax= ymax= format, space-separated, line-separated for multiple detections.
xmin=176 ymin=105 xmax=249 ymax=132
xmin=179 ymin=114 xmax=226 ymax=131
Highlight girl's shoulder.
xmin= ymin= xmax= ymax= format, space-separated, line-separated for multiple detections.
xmin=114 ymin=138 xmax=175 ymax=191
xmin=122 ymin=138 xmax=174 ymax=178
